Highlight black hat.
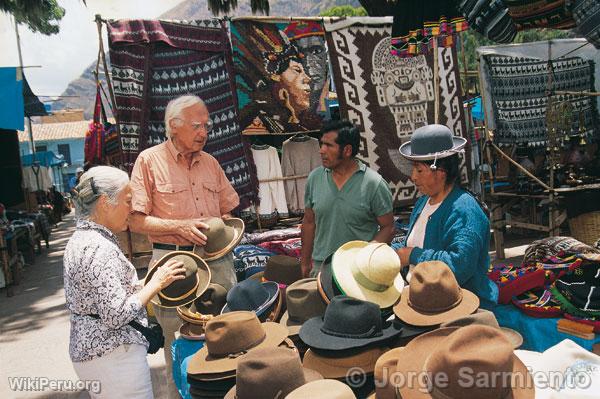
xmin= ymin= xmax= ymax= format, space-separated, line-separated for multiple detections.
xmin=317 ymin=254 xmax=343 ymax=304
xmin=222 ymin=279 xmax=281 ymax=320
xmin=299 ymin=296 xmax=401 ymax=351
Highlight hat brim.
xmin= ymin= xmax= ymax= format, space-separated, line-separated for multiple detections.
xmin=202 ymin=218 xmax=245 ymax=262
xmin=393 ymin=286 xmax=479 ymax=327
xmin=395 ymin=328 xmax=534 ymax=399
xmin=374 ymin=347 xmax=405 ymax=399
xmin=179 ymin=322 xmax=206 ymax=341
xmin=187 ymin=321 xmax=289 ymax=375
xmin=221 ymin=281 xmax=280 ymax=317
xmin=280 ymin=311 xmax=302 ymax=336
xmin=303 ymin=347 xmax=387 ymax=379
xmin=393 ymin=318 xmax=435 ymax=338
xmin=145 ymin=251 xmax=211 ymax=309
xmin=299 ymin=315 xmax=401 ymax=351
xmin=331 ymin=241 xmax=404 ymax=309
xmin=399 ymin=137 xmax=467 ymax=161
xmin=223 ymin=367 xmax=323 ymax=399
xmin=177 ymin=306 xmax=213 ymax=325
xmin=317 ymin=254 xmax=340 ymax=304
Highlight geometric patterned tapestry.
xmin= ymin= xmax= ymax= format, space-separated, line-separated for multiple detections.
xmin=107 ymin=19 xmax=258 ymax=209
xmin=484 ymin=54 xmax=598 ymax=147
xmin=230 ymin=19 xmax=328 ymax=134
xmin=324 ymin=19 xmax=467 ymax=205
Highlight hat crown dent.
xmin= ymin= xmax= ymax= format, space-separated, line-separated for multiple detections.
xmin=411 ymin=124 xmax=454 ymax=156
xmin=323 ymin=297 xmax=382 ymax=336
xmin=409 ymin=261 xmax=461 ymax=310
xmin=205 ymin=311 xmax=266 ymax=357
xmin=286 ymin=279 xmax=326 ymax=321
xmin=442 ymin=310 xmax=501 ymax=329
xmin=425 ymin=326 xmax=514 ymax=399
xmin=204 ymin=217 xmax=232 ymax=253
xmin=355 ymin=243 xmax=401 ymax=284
xmin=236 ymin=348 xmax=306 ymax=398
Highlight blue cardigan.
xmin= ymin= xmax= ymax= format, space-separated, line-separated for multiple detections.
xmin=400 ymin=186 xmax=498 ymax=304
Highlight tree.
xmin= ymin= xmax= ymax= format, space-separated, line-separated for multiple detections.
xmin=0 ymin=0 xmax=67 ymax=35
xmin=320 ymin=5 xmax=367 ymax=17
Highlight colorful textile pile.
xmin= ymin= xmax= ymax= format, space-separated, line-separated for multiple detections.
xmin=230 ymin=20 xmax=328 ymax=134
xmin=107 ymin=19 xmax=257 ymax=209
xmin=233 ymin=244 xmax=276 ymax=280
xmin=484 ymin=54 xmax=598 ymax=147
xmin=391 ymin=1 xmax=468 ymax=57
xmin=239 ymin=227 xmax=301 ymax=246
xmin=325 ymin=18 xmax=468 ymax=205
xmin=258 ymin=237 xmax=302 ymax=259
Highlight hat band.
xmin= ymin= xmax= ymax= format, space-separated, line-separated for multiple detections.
xmin=408 ymin=289 xmax=463 ymax=314
xmin=158 ymin=274 xmax=200 ymax=302
xmin=320 ymin=324 xmax=383 ymax=339
xmin=350 ymin=255 xmax=391 ymax=293
xmin=209 ymin=331 xmax=267 ymax=359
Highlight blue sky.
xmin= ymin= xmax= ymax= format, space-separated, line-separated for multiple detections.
xmin=0 ymin=0 xmax=185 ymax=99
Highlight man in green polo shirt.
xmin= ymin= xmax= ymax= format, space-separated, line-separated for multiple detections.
xmin=300 ymin=119 xmax=395 ymax=277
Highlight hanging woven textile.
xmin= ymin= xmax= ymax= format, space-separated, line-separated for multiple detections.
xmin=391 ymin=1 xmax=468 ymax=57
xmin=84 ymin=84 xmax=106 ymax=165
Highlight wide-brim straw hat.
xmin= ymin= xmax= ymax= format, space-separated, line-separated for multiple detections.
xmin=331 ymin=241 xmax=404 ymax=309
xmin=202 ymin=217 xmax=245 ymax=262
xmin=399 ymin=124 xmax=466 ymax=161
xmin=393 ymin=261 xmax=479 ymax=326
xmin=394 ymin=326 xmax=534 ymax=399
xmin=145 ymin=251 xmax=211 ymax=308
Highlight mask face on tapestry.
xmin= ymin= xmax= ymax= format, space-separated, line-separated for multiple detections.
xmin=293 ymin=35 xmax=329 ymax=111
xmin=276 ymin=60 xmax=312 ymax=113
xmin=370 ymin=37 xmax=435 ymax=139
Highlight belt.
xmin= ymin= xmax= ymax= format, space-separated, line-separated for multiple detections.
xmin=152 ymin=243 xmax=195 ymax=251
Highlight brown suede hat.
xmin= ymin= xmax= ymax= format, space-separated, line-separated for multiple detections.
xmin=303 ymin=346 xmax=388 ymax=379
xmin=286 ymin=379 xmax=356 ymax=398
xmin=178 ymin=321 xmax=206 ymax=340
xmin=393 ymin=261 xmax=479 ymax=326
xmin=250 ymin=255 xmax=303 ymax=286
xmin=372 ymin=347 xmax=405 ymax=399
xmin=202 ymin=217 xmax=245 ymax=261
xmin=280 ymin=278 xmax=327 ymax=335
xmin=145 ymin=251 xmax=211 ymax=308
xmin=395 ymin=325 xmax=534 ymax=399
xmin=187 ymin=311 xmax=289 ymax=375
xmin=224 ymin=347 xmax=323 ymax=399
xmin=440 ymin=309 xmax=523 ymax=349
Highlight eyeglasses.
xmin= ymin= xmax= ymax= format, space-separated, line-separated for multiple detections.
xmin=174 ymin=118 xmax=213 ymax=133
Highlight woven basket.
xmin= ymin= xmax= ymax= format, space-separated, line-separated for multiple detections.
xmin=568 ymin=211 xmax=600 ymax=245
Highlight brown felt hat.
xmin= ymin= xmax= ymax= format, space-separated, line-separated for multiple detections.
xmin=145 ymin=251 xmax=211 ymax=308
xmin=194 ymin=283 xmax=228 ymax=316
xmin=395 ymin=325 xmax=534 ymax=399
xmin=178 ymin=321 xmax=206 ymax=340
xmin=249 ymin=255 xmax=303 ymax=286
xmin=202 ymin=217 xmax=245 ymax=261
xmin=302 ymin=346 xmax=388 ymax=379
xmin=187 ymin=311 xmax=288 ymax=375
xmin=373 ymin=347 xmax=405 ymax=399
xmin=224 ymin=347 xmax=323 ymax=399
xmin=393 ymin=261 xmax=479 ymax=326
xmin=440 ymin=309 xmax=523 ymax=349
xmin=280 ymin=278 xmax=327 ymax=335
xmin=285 ymin=379 xmax=356 ymax=398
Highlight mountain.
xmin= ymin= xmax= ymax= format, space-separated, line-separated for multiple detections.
xmin=52 ymin=0 xmax=360 ymax=118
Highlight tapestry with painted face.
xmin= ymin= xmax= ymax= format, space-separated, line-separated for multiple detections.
xmin=231 ymin=20 xmax=327 ymax=134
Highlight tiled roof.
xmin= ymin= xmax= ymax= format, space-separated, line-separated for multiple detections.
xmin=18 ymin=120 xmax=90 ymax=143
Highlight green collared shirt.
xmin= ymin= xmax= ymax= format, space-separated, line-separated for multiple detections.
xmin=305 ymin=160 xmax=393 ymax=264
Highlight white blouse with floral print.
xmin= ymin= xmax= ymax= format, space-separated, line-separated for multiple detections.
xmin=63 ymin=220 xmax=148 ymax=362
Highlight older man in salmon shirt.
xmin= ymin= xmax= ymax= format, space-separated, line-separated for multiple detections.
xmin=129 ymin=95 xmax=239 ymax=399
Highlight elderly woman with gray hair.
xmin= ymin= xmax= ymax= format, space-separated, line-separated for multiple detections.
xmin=64 ymin=166 xmax=185 ymax=399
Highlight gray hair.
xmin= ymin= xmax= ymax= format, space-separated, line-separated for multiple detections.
xmin=164 ymin=95 xmax=207 ymax=138
xmin=73 ymin=166 xmax=129 ymax=219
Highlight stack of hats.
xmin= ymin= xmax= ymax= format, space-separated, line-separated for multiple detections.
xmin=299 ymin=296 xmax=401 ymax=397
xmin=222 ymin=278 xmax=283 ymax=322
xmin=371 ymin=325 xmax=534 ymax=399
xmin=318 ymin=241 xmax=403 ymax=310
xmin=280 ymin=278 xmax=327 ymax=355
xmin=186 ymin=311 xmax=289 ymax=398
xmin=177 ymin=283 xmax=228 ymax=340
xmin=202 ymin=217 xmax=245 ymax=262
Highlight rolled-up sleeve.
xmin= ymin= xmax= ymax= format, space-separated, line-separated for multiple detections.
xmin=130 ymin=155 xmax=153 ymax=215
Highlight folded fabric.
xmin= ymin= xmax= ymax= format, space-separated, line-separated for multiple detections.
xmin=233 ymin=244 xmax=275 ymax=280
xmin=258 ymin=238 xmax=302 ymax=259
xmin=240 ymin=228 xmax=301 ymax=245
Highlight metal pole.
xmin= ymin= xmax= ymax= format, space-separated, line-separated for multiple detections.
xmin=14 ymin=16 xmax=36 ymax=156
